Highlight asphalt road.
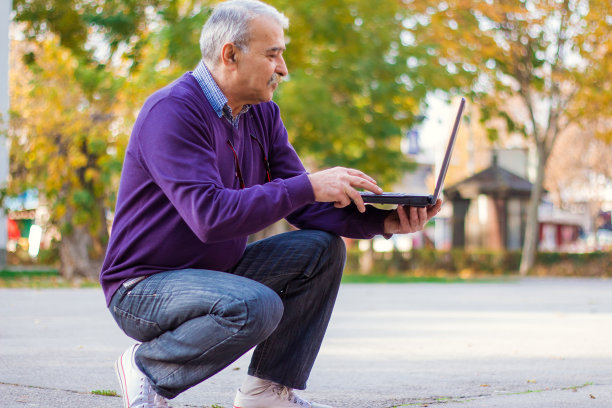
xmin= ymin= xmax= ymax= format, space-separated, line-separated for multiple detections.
xmin=1 ymin=277 xmax=612 ymax=408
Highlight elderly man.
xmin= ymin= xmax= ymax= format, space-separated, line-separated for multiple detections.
xmin=101 ymin=1 xmax=441 ymax=407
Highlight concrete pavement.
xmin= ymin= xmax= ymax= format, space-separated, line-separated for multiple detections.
xmin=1 ymin=277 xmax=612 ymax=407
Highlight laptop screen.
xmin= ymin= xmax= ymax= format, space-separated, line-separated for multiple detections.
xmin=432 ymin=97 xmax=466 ymax=201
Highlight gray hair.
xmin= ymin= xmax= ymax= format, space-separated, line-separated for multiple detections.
xmin=200 ymin=0 xmax=289 ymax=67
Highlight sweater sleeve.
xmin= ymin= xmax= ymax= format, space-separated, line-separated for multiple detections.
xmin=135 ymin=96 xmax=315 ymax=243
xmin=265 ymin=104 xmax=392 ymax=239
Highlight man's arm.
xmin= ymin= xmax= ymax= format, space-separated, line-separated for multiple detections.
xmin=136 ymin=97 xmax=317 ymax=243
xmin=307 ymin=167 xmax=382 ymax=213
xmin=307 ymin=168 xmax=443 ymax=235
xmin=264 ymin=104 xmax=439 ymax=238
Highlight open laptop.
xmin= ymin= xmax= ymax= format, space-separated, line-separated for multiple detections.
xmin=360 ymin=97 xmax=466 ymax=207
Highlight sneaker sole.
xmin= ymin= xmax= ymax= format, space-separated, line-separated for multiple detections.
xmin=115 ymin=353 xmax=130 ymax=408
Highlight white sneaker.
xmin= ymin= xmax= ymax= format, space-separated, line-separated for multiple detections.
xmin=115 ymin=344 xmax=170 ymax=408
xmin=234 ymin=381 xmax=333 ymax=408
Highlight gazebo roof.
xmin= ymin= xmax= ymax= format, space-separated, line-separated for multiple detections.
xmin=444 ymin=162 xmax=533 ymax=199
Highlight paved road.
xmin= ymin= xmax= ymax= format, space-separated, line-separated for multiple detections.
xmin=1 ymin=278 xmax=612 ymax=407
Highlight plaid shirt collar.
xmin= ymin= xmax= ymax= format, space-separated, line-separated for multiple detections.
xmin=192 ymin=60 xmax=251 ymax=128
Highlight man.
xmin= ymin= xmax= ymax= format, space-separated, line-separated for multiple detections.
xmin=101 ymin=1 xmax=442 ymax=407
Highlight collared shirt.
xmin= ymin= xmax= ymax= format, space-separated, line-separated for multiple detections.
xmin=191 ymin=60 xmax=251 ymax=128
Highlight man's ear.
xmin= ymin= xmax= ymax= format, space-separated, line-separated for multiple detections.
xmin=221 ymin=43 xmax=238 ymax=67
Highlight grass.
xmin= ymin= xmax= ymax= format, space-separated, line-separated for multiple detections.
xmin=0 ymin=268 xmax=100 ymax=288
xmin=562 ymin=382 xmax=594 ymax=391
xmin=1 ymin=268 xmax=516 ymax=288
xmin=91 ymin=389 xmax=119 ymax=397
xmin=341 ymin=274 xmax=516 ymax=284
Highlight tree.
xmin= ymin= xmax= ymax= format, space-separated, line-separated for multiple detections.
xmin=253 ymin=0 xmax=445 ymax=240
xmin=9 ymin=0 xmax=209 ymax=278
xmin=9 ymin=0 xmax=445 ymax=277
xmin=9 ymin=37 xmax=123 ymax=278
xmin=269 ymin=0 xmax=425 ymax=186
xmin=405 ymin=0 xmax=612 ymax=273
xmin=546 ymin=124 xmax=612 ymax=247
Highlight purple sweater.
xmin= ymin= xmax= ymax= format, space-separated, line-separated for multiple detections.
xmin=100 ymin=73 xmax=390 ymax=305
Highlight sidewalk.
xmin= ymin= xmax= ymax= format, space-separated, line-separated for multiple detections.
xmin=1 ymin=277 xmax=612 ymax=407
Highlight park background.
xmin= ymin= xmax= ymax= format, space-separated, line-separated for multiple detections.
xmin=1 ymin=2 xmax=612 ymax=407
xmin=0 ymin=0 xmax=611 ymax=284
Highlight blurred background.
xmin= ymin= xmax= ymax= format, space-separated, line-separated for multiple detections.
xmin=0 ymin=0 xmax=610 ymax=283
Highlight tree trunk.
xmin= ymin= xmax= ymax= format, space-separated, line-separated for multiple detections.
xmin=519 ymin=146 xmax=547 ymax=276
xmin=59 ymin=224 xmax=105 ymax=280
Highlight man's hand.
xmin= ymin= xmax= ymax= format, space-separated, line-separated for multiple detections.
xmin=383 ymin=199 xmax=442 ymax=235
xmin=308 ymin=167 xmax=383 ymax=213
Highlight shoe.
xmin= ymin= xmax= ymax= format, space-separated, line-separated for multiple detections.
xmin=115 ymin=344 xmax=170 ymax=408
xmin=234 ymin=382 xmax=333 ymax=408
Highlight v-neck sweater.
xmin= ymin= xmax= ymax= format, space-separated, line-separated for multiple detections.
xmin=100 ymin=73 xmax=390 ymax=305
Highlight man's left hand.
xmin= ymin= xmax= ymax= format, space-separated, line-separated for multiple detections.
xmin=383 ymin=199 xmax=442 ymax=235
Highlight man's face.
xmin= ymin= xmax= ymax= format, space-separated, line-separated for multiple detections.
xmin=233 ymin=16 xmax=288 ymax=106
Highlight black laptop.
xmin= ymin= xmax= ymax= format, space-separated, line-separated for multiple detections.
xmin=360 ymin=97 xmax=466 ymax=207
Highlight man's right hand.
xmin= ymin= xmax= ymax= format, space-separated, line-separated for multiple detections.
xmin=307 ymin=167 xmax=383 ymax=213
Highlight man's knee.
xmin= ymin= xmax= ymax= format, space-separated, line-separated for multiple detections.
xmin=325 ymin=232 xmax=346 ymax=262
xmin=299 ymin=230 xmax=345 ymax=256
xmin=314 ymin=231 xmax=346 ymax=265
xmin=298 ymin=230 xmax=346 ymax=277
xmin=240 ymin=283 xmax=284 ymax=341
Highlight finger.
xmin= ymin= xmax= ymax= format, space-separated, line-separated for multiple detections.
xmin=427 ymin=199 xmax=443 ymax=218
xmin=416 ymin=207 xmax=427 ymax=231
xmin=348 ymin=175 xmax=383 ymax=194
xmin=397 ymin=205 xmax=410 ymax=230
xmin=417 ymin=206 xmax=428 ymax=228
xmin=345 ymin=186 xmax=366 ymax=213
xmin=409 ymin=206 xmax=420 ymax=230
xmin=346 ymin=168 xmax=378 ymax=185
xmin=334 ymin=194 xmax=351 ymax=209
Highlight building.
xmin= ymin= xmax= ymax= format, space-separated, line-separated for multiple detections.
xmin=444 ymin=154 xmax=532 ymax=250
xmin=445 ymin=151 xmax=591 ymax=252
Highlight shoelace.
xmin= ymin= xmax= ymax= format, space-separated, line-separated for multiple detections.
xmin=130 ymin=376 xmax=149 ymax=405
xmin=149 ymin=392 xmax=170 ymax=408
xmin=271 ymin=385 xmax=310 ymax=407
xmin=135 ymin=377 xmax=169 ymax=408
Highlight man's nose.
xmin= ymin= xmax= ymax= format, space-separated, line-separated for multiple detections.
xmin=277 ymin=56 xmax=288 ymax=77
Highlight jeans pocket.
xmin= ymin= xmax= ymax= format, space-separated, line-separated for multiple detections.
xmin=112 ymin=305 xmax=163 ymax=342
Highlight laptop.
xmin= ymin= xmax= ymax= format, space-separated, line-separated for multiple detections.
xmin=360 ymin=97 xmax=466 ymax=207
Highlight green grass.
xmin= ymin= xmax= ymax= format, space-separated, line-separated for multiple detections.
xmin=0 ymin=268 xmax=59 ymax=278
xmin=0 ymin=268 xmax=100 ymax=288
xmin=91 ymin=389 xmax=119 ymax=397
xmin=341 ymin=274 xmax=516 ymax=284
xmin=562 ymin=382 xmax=594 ymax=391
xmin=500 ymin=381 xmax=594 ymax=397
xmin=1 ymin=268 xmax=515 ymax=288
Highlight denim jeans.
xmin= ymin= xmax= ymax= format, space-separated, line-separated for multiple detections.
xmin=108 ymin=229 xmax=346 ymax=399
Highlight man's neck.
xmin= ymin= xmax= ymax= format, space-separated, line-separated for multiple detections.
xmin=207 ymin=65 xmax=243 ymax=117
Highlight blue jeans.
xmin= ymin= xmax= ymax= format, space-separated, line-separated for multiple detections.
xmin=108 ymin=230 xmax=346 ymax=399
